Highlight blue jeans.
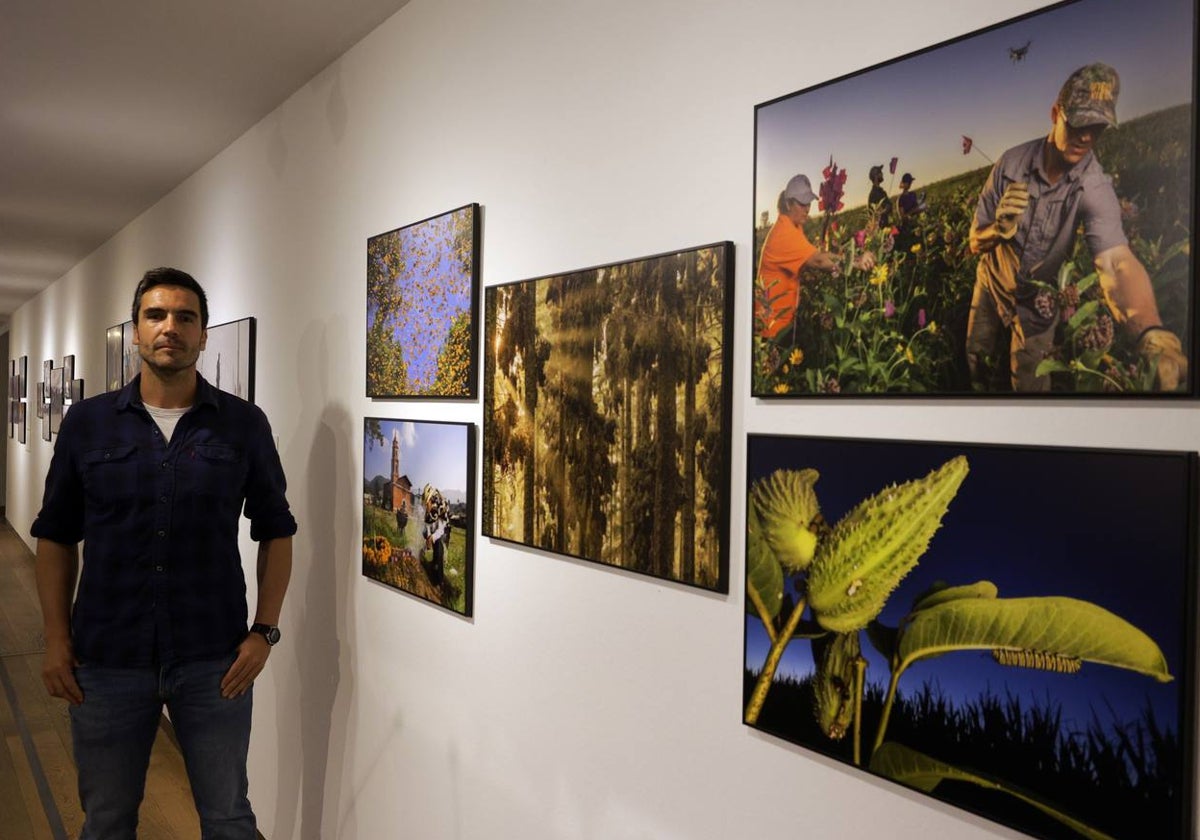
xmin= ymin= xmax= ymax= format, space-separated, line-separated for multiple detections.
xmin=70 ymin=656 xmax=256 ymax=840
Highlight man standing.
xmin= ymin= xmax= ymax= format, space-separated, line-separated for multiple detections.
xmin=966 ymin=63 xmax=1187 ymax=391
xmin=867 ymin=164 xmax=891 ymax=229
xmin=33 ymin=267 xmax=297 ymax=838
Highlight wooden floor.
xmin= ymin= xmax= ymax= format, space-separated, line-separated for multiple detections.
xmin=0 ymin=519 xmax=201 ymax=839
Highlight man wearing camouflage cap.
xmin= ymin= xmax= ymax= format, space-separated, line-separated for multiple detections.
xmin=966 ymin=63 xmax=1188 ymax=391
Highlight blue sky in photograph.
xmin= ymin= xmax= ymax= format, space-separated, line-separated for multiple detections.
xmin=367 ymin=207 xmax=472 ymax=391
xmin=744 ymin=436 xmax=1192 ymax=734
xmin=363 ymin=419 xmax=470 ymax=500
xmin=755 ymin=0 xmax=1195 ymax=220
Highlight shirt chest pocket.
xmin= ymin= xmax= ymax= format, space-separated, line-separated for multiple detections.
xmin=81 ymin=444 xmax=139 ymax=504
xmin=180 ymin=443 xmax=247 ymax=498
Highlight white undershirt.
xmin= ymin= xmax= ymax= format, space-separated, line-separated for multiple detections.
xmin=143 ymin=403 xmax=190 ymax=443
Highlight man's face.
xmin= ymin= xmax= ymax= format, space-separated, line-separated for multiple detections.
xmin=133 ymin=284 xmax=207 ymax=374
xmin=1050 ymin=104 xmax=1107 ymax=167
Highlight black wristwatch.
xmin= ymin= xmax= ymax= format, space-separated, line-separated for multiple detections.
xmin=250 ymin=623 xmax=281 ymax=646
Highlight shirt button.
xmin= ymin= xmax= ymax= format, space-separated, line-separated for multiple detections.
xmin=161 ymin=461 xmax=168 ymax=469
xmin=160 ymin=496 xmax=168 ymax=503
xmin=157 ymin=530 xmax=165 ymax=537
xmin=155 ymin=565 xmax=163 ymax=572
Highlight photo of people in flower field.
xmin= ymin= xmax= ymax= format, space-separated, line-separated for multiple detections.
xmin=753 ymin=0 xmax=1194 ymax=396
xmin=362 ymin=418 xmax=475 ymax=615
xmin=744 ymin=435 xmax=1196 ymax=839
xmin=367 ymin=203 xmax=479 ymax=398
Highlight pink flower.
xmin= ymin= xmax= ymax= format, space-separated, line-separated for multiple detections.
xmin=854 ymin=230 xmax=866 ymax=248
xmin=818 ymin=156 xmax=847 ymax=214
xmin=884 ymin=300 xmax=896 ymax=318
xmin=918 ymin=308 xmax=926 ymax=328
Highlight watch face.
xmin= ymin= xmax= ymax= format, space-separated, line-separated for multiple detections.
xmin=253 ymin=624 xmax=281 ymax=645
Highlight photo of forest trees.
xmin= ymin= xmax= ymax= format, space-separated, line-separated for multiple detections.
xmin=483 ymin=242 xmax=733 ymax=592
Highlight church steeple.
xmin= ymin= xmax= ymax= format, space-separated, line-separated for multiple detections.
xmin=391 ymin=428 xmax=400 ymax=486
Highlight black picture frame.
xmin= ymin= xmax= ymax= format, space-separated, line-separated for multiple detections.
xmin=105 ymin=324 xmax=123 ymax=392
xmin=366 ymin=203 xmax=481 ymax=399
xmin=361 ymin=417 xmax=476 ymax=616
xmin=197 ymin=316 xmax=256 ymax=402
xmin=744 ymin=433 xmax=1197 ymax=840
xmin=122 ymin=320 xmax=140 ymax=386
xmin=751 ymin=0 xmax=1196 ymax=397
xmin=482 ymin=241 xmax=734 ymax=593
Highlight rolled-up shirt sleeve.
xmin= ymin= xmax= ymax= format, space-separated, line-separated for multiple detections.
xmin=242 ymin=406 xmax=298 ymax=542
xmin=30 ymin=410 xmax=85 ymax=545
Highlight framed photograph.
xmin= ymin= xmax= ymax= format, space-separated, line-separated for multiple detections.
xmin=48 ymin=365 xmax=64 ymax=436
xmin=198 ymin=316 xmax=256 ymax=401
xmin=366 ymin=203 xmax=481 ymax=399
xmin=122 ymin=320 xmax=141 ymax=385
xmin=105 ymin=323 xmax=124 ymax=391
xmin=482 ymin=241 xmax=734 ymax=593
xmin=16 ymin=355 xmax=27 ymax=443
xmin=752 ymin=0 xmax=1195 ymax=397
xmin=361 ymin=418 xmax=475 ymax=616
xmin=7 ymin=358 xmax=17 ymax=439
xmin=744 ymin=434 xmax=1197 ymax=840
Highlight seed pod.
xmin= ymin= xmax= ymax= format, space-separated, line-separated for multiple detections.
xmin=748 ymin=468 xmax=822 ymax=572
xmin=807 ymin=456 xmax=969 ymax=633
xmin=812 ymin=631 xmax=861 ymax=740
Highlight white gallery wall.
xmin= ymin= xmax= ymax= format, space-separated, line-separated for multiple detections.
xmin=7 ymin=0 xmax=1198 ymax=838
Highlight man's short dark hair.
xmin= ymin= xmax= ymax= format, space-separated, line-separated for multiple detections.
xmin=132 ymin=267 xmax=209 ymax=328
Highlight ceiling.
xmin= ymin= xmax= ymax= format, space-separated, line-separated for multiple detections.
xmin=0 ymin=0 xmax=412 ymax=334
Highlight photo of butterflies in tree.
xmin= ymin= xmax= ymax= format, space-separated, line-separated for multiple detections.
xmin=367 ymin=203 xmax=480 ymax=399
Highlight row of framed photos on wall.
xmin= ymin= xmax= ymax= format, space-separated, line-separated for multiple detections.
xmin=6 ymin=316 xmax=256 ymax=445
xmin=362 ymin=0 xmax=1198 ymax=837
xmin=8 ymin=356 xmax=84 ymax=443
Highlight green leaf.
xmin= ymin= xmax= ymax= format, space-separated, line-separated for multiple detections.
xmin=870 ymin=743 xmax=1117 ymax=840
xmin=1067 ymin=300 xmax=1100 ymax=331
xmin=909 ymin=579 xmax=998 ymax=613
xmin=1035 ymin=358 xmax=1070 ymax=376
xmin=746 ymin=518 xmax=784 ymax=621
xmin=896 ymin=596 xmax=1172 ymax=682
xmin=865 ymin=620 xmax=898 ymax=663
xmin=1055 ymin=260 xmax=1077 ymax=291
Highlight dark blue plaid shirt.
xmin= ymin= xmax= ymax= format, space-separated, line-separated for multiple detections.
xmin=31 ymin=374 xmax=297 ymax=667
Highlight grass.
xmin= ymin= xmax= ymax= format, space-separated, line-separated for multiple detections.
xmin=744 ymin=669 xmax=1182 ymax=840
xmin=363 ymin=502 xmax=469 ymax=613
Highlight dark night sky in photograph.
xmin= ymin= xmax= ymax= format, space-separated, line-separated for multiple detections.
xmin=745 ymin=435 xmax=1194 ymax=734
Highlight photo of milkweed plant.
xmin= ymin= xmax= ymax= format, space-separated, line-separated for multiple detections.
xmin=744 ymin=435 xmax=1197 ymax=840
xmin=362 ymin=418 xmax=475 ymax=616
xmin=367 ymin=203 xmax=480 ymax=398
xmin=483 ymin=242 xmax=733 ymax=592
xmin=752 ymin=0 xmax=1195 ymax=396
